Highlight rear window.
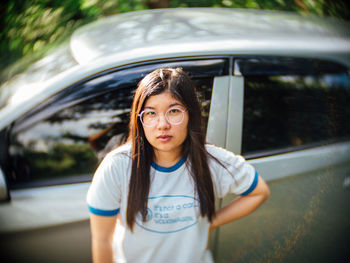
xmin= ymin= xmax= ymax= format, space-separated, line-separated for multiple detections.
xmin=239 ymin=57 xmax=350 ymax=157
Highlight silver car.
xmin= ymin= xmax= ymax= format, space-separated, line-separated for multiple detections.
xmin=0 ymin=8 xmax=349 ymax=263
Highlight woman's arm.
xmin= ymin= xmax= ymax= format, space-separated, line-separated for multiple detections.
xmin=210 ymin=175 xmax=270 ymax=231
xmin=90 ymin=214 xmax=118 ymax=263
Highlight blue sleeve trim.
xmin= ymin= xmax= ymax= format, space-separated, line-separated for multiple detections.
xmin=241 ymin=170 xmax=259 ymax=196
xmin=88 ymin=206 xmax=120 ymax=216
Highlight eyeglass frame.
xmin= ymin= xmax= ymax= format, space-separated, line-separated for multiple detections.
xmin=138 ymin=107 xmax=188 ymax=127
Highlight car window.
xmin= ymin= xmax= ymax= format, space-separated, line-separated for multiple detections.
xmin=238 ymin=57 xmax=350 ymax=157
xmin=8 ymin=58 xmax=228 ymax=188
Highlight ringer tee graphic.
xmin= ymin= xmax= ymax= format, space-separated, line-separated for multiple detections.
xmin=136 ymin=195 xmax=200 ymax=233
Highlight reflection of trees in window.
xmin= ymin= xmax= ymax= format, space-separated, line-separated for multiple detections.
xmin=194 ymin=77 xmax=213 ymax=136
xmin=242 ymin=73 xmax=350 ymax=155
xmin=22 ymin=142 xmax=97 ymax=179
xmin=9 ymin=88 xmax=133 ymax=187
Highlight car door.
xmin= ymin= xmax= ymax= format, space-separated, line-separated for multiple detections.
xmin=216 ymin=56 xmax=350 ymax=263
xmin=0 ymin=57 xmax=230 ymax=263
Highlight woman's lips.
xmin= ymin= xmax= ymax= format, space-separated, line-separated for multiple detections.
xmin=157 ymin=135 xmax=172 ymax=142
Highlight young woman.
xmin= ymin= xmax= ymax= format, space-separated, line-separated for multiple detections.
xmin=87 ymin=68 xmax=270 ymax=263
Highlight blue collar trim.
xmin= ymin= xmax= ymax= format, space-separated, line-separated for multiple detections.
xmin=151 ymin=157 xmax=185 ymax=173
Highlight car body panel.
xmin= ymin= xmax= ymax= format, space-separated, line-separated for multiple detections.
xmin=216 ymin=160 xmax=350 ymax=262
xmin=1 ymin=220 xmax=91 ymax=263
xmin=0 ymin=183 xmax=90 ymax=232
xmin=249 ymin=141 xmax=350 ymax=181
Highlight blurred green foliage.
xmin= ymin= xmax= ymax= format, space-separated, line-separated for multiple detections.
xmin=27 ymin=142 xmax=98 ymax=179
xmin=0 ymin=0 xmax=349 ymax=82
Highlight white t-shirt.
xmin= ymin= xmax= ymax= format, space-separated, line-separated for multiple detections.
xmin=86 ymin=143 xmax=258 ymax=263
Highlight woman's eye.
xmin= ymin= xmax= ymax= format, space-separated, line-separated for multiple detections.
xmin=169 ymin=108 xmax=181 ymax=114
xmin=143 ymin=111 xmax=157 ymax=119
xmin=145 ymin=111 xmax=157 ymax=117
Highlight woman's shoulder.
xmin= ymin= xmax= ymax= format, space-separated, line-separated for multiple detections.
xmin=205 ymin=143 xmax=234 ymax=157
xmin=205 ymin=143 xmax=245 ymax=165
xmin=104 ymin=142 xmax=132 ymax=163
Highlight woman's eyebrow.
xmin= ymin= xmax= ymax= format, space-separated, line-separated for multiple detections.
xmin=144 ymin=106 xmax=155 ymax=109
xmin=169 ymin=103 xmax=184 ymax=108
xmin=144 ymin=103 xmax=183 ymax=109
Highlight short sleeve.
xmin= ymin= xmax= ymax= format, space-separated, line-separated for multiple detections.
xmin=86 ymin=152 xmax=124 ymax=216
xmin=206 ymin=144 xmax=258 ymax=198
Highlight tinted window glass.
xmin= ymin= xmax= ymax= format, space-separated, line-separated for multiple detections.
xmin=9 ymin=87 xmax=132 ymax=187
xmin=240 ymin=57 xmax=350 ymax=156
xmin=8 ymin=59 xmax=222 ymax=188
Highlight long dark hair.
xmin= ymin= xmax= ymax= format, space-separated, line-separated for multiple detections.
xmin=126 ymin=68 xmax=215 ymax=230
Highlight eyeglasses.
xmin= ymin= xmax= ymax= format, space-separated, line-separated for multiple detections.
xmin=138 ymin=107 xmax=187 ymax=127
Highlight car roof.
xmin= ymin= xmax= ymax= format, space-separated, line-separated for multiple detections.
xmin=1 ymin=8 xmax=350 ymax=130
xmin=70 ymin=8 xmax=350 ymax=65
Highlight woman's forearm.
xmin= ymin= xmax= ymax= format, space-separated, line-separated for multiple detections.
xmin=90 ymin=214 xmax=117 ymax=263
xmin=211 ymin=194 xmax=265 ymax=230
xmin=92 ymin=239 xmax=114 ymax=263
xmin=210 ymin=176 xmax=270 ymax=230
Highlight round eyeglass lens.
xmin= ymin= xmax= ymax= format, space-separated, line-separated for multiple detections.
xmin=166 ymin=108 xmax=185 ymax=124
xmin=141 ymin=111 xmax=158 ymax=126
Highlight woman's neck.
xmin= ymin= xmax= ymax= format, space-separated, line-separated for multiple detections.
xmin=153 ymin=149 xmax=182 ymax=168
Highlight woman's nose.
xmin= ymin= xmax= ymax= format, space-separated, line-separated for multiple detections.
xmin=157 ymin=113 xmax=170 ymax=129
